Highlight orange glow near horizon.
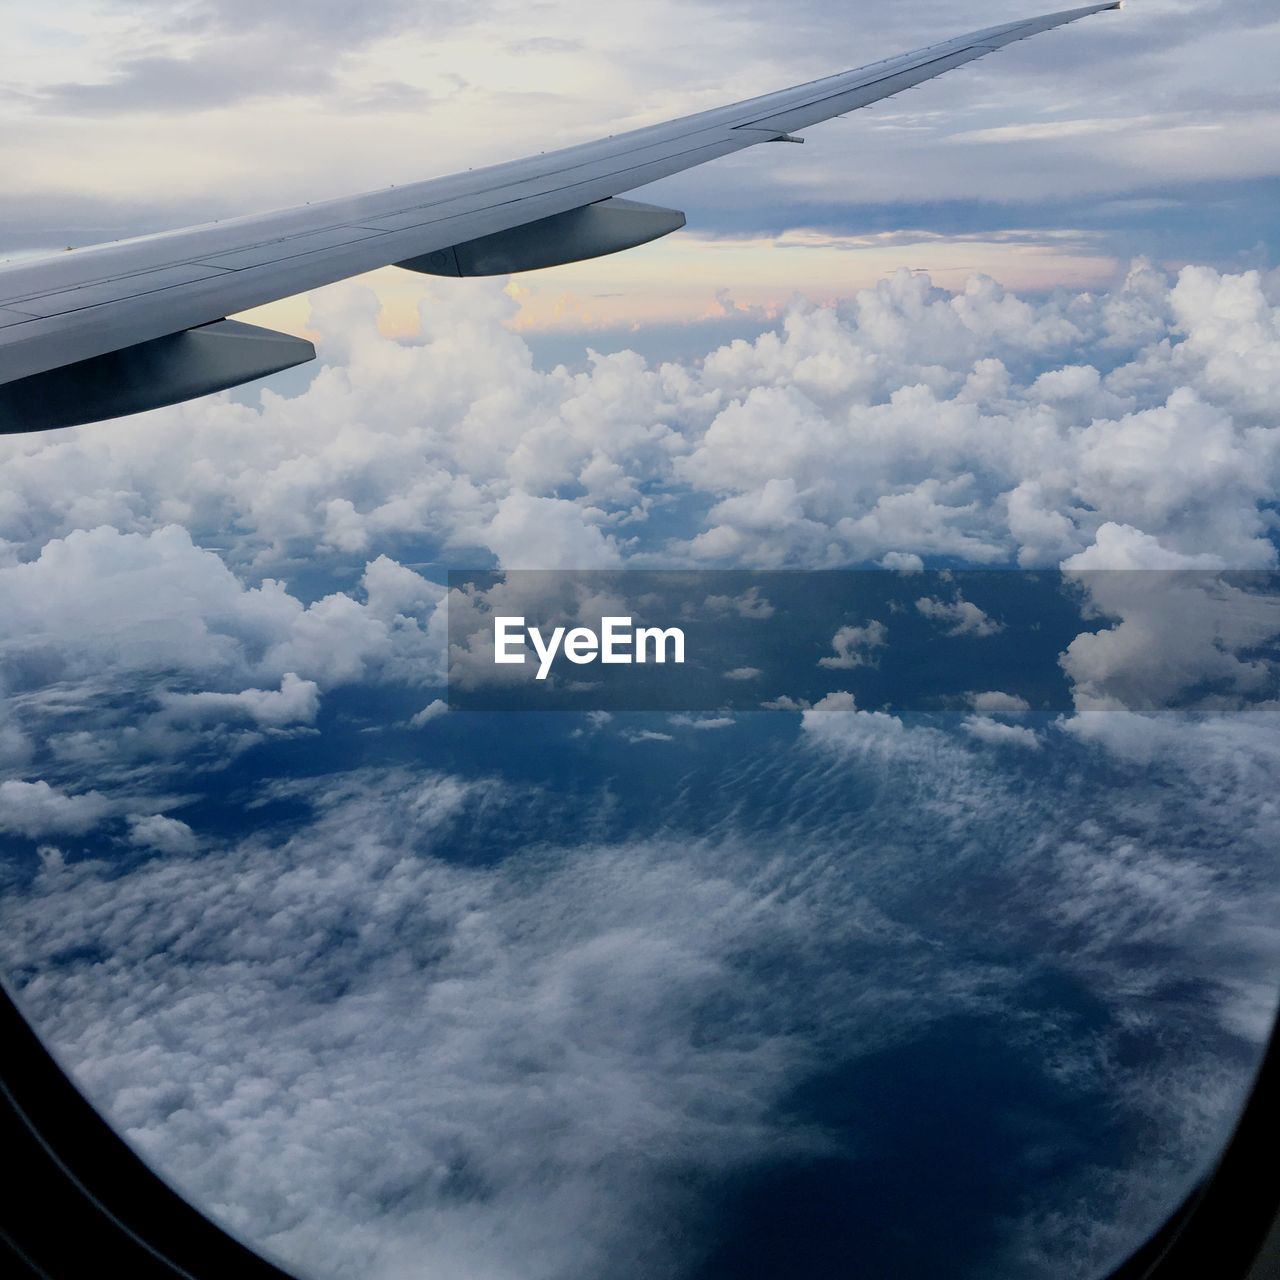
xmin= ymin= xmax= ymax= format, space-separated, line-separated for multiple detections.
xmin=234 ymin=230 xmax=1117 ymax=343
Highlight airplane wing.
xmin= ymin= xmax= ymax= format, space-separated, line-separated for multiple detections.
xmin=0 ymin=2 xmax=1122 ymax=433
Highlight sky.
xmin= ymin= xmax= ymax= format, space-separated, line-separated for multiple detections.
xmin=1 ymin=4 xmax=1280 ymax=1279
xmin=1 ymin=0 xmax=1278 ymax=333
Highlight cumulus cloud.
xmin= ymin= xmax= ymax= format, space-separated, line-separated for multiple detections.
xmin=408 ymin=698 xmax=449 ymax=728
xmin=677 ymin=266 xmax=1279 ymax=570
xmin=0 ymin=778 xmax=112 ymax=838
xmin=127 ymin=813 xmax=199 ymax=856
xmin=484 ymin=492 xmax=623 ymax=569
xmin=2 ymin=263 xmax=1277 ymax=577
xmin=818 ymin=619 xmax=887 ymax=669
xmin=915 ymin=594 xmax=1003 ymax=638
xmin=962 ymin=715 xmax=1041 ymax=750
xmin=160 ymin=673 xmax=321 ymax=728
xmin=881 ymin=551 xmax=924 ymax=571
xmin=799 ymin=690 xmax=917 ymax=757
xmin=1059 ymin=571 xmax=1280 ymax=714
xmin=2 ymin=766 xmax=904 ymax=1277
xmin=700 ymin=587 xmax=775 ymax=619
xmin=667 ymin=714 xmax=734 ymax=731
xmin=1062 ymin=523 xmax=1228 ymax=571
xmin=969 ymin=691 xmax=1031 ymax=718
xmin=0 ymin=525 xmax=444 ymax=692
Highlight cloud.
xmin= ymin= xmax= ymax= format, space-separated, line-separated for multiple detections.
xmin=1 ymin=766 xmax=886 ymax=1277
xmin=2 ymin=262 xmax=1277 ymax=578
xmin=962 ymin=715 xmax=1041 ymax=750
xmin=799 ymin=691 xmax=916 ymax=756
xmin=0 ymin=525 xmax=444 ymax=692
xmin=4 ymin=0 xmax=1275 ymax=273
xmin=968 ymin=691 xmax=1031 ymax=719
xmin=818 ymin=619 xmax=887 ymax=669
xmin=24 ymin=0 xmax=450 ymax=117
xmin=760 ymin=694 xmax=811 ymax=711
xmin=0 ymin=682 xmax=31 ymax=767
xmin=38 ymin=46 xmax=333 ymax=115
xmin=0 ymin=778 xmax=112 ymax=838
xmin=160 ymin=673 xmax=321 ymax=728
xmin=1062 ymin=522 xmax=1230 ymax=572
xmin=127 ymin=812 xmax=199 ymax=855
xmin=5 ymin=708 xmax=1276 ymax=1280
xmin=1059 ymin=571 xmax=1280 ymax=713
xmin=700 ymin=587 xmax=775 ymax=619
xmin=881 ymin=551 xmax=923 ymax=571
xmin=915 ymin=595 xmax=1003 ymax=637
xmin=409 ymin=699 xmax=449 ymax=728
xmin=484 ymin=493 xmax=623 ymax=569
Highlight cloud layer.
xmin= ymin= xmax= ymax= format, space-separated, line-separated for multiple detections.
xmin=4 ymin=720 xmax=1278 ymax=1280
xmin=2 ymin=259 xmax=1277 ymax=582
xmin=0 ymin=255 xmax=1278 ymax=1279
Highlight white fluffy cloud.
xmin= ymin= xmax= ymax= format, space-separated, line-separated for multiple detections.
xmin=0 ymin=770 xmax=849 ymax=1279
xmin=676 ymin=265 xmax=1280 ymax=569
xmin=484 ymin=492 xmax=623 ymax=569
xmin=159 ymin=673 xmax=320 ymax=728
xmin=1 ymin=262 xmax=1277 ymax=578
xmin=915 ymin=594 xmax=1003 ymax=638
xmin=408 ymin=698 xmax=449 ymax=728
xmin=799 ymin=691 xmax=918 ymax=757
xmin=1061 ymin=572 xmax=1280 ymax=713
xmin=969 ymin=691 xmax=1031 ymax=718
xmin=962 ymin=715 xmax=1041 ymax=750
xmin=0 ymin=525 xmax=444 ymax=694
xmin=818 ymin=619 xmax=887 ymax=669
xmin=126 ymin=812 xmax=198 ymax=855
xmin=0 ymin=778 xmax=112 ymax=837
